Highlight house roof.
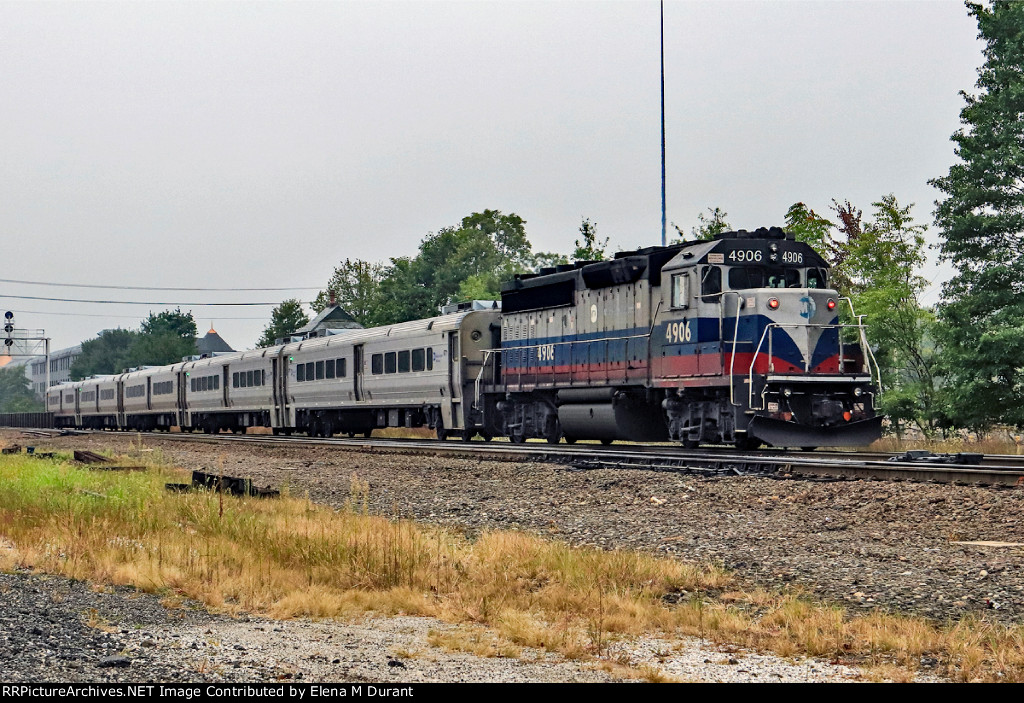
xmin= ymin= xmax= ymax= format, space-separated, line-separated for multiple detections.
xmin=292 ymin=305 xmax=363 ymax=336
xmin=197 ymin=328 xmax=234 ymax=355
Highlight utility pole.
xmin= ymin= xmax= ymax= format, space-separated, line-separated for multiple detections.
xmin=660 ymin=0 xmax=667 ymax=247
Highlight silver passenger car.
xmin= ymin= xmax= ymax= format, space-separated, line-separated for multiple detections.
xmin=280 ymin=309 xmax=500 ymax=439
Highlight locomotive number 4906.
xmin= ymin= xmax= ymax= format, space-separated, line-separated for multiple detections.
xmin=727 ymin=249 xmax=762 ymax=263
xmin=665 ymin=321 xmax=692 ymax=343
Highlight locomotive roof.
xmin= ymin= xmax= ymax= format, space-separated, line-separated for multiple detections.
xmin=501 ymin=227 xmax=829 ymax=313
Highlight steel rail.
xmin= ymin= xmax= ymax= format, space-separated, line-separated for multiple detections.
xmin=13 ymin=427 xmax=1024 ymax=488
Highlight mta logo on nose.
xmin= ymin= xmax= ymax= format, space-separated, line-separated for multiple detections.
xmin=799 ymin=296 xmax=816 ymax=319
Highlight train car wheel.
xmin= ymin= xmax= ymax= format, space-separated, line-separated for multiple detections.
xmin=800 ymin=446 xmax=818 ymax=452
xmin=546 ymin=435 xmax=560 ymax=444
xmin=436 ymin=425 xmax=448 ymax=441
xmin=480 ymin=432 xmax=493 ymax=442
xmin=564 ymin=436 xmax=577 ymax=444
xmin=600 ymin=438 xmax=613 ymax=446
xmin=460 ymin=430 xmax=474 ymax=442
xmin=347 ymin=431 xmax=356 ymax=438
xmin=363 ymin=430 xmax=373 ymax=438
xmin=509 ymin=432 xmax=525 ymax=444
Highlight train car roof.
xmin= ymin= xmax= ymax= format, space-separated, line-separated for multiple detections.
xmin=280 ymin=309 xmax=497 ymax=355
xmin=501 ymin=227 xmax=829 ymax=313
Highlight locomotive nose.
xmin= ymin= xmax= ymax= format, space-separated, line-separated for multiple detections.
xmin=749 ymin=288 xmax=840 ymax=374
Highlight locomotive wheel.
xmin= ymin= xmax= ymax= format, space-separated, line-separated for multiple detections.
xmin=800 ymin=446 xmax=818 ymax=452
xmin=480 ymin=432 xmax=493 ymax=442
xmin=682 ymin=438 xmax=699 ymax=450
xmin=436 ymin=425 xmax=448 ymax=441
xmin=600 ymin=438 xmax=613 ymax=446
xmin=460 ymin=429 xmax=474 ymax=442
xmin=564 ymin=436 xmax=577 ymax=444
xmin=347 ymin=431 xmax=356 ymax=438
xmin=546 ymin=434 xmax=560 ymax=445
xmin=509 ymin=432 xmax=526 ymax=444
xmin=363 ymin=430 xmax=373 ymax=438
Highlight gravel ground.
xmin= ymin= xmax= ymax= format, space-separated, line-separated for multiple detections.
xmin=59 ymin=431 xmax=1021 ymax=624
xmin=0 ymin=570 xmax=892 ymax=683
xmin=5 ymin=429 xmax=1022 ymax=681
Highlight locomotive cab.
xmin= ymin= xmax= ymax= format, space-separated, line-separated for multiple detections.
xmin=656 ymin=227 xmax=882 ymax=448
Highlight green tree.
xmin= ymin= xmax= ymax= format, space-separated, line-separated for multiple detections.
xmin=124 ymin=309 xmax=197 ymax=367
xmin=374 ymin=210 xmax=532 ymax=323
xmin=257 ymin=299 xmax=310 ymax=348
xmin=929 ymin=1 xmax=1024 ymax=431
xmin=312 ymin=259 xmax=385 ymax=326
xmin=845 ymin=196 xmax=939 ymax=437
xmin=529 ymin=251 xmax=571 ymax=270
xmin=785 ymin=202 xmax=842 ymax=285
xmin=670 ymin=207 xmax=731 ymax=242
xmin=0 ymin=365 xmax=42 ymax=412
xmin=70 ymin=328 xmax=138 ymax=380
xmin=571 ymin=217 xmax=609 ymax=261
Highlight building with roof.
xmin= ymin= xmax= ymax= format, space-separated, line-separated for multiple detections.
xmin=196 ymin=327 xmax=234 ymax=356
xmin=284 ymin=298 xmax=363 ymax=343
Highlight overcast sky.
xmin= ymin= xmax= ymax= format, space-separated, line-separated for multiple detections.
xmin=1 ymin=0 xmax=984 ymax=352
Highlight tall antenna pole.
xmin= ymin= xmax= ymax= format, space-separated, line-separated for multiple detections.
xmin=660 ymin=0 xmax=667 ymax=247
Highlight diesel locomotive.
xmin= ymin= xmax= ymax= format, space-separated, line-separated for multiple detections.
xmin=49 ymin=227 xmax=882 ymax=449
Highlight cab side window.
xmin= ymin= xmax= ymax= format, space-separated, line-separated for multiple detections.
xmin=701 ymin=266 xmax=721 ymax=302
xmin=807 ymin=268 xmax=827 ymax=289
xmin=670 ymin=272 xmax=689 ymax=308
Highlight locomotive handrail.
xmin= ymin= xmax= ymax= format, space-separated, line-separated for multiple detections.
xmin=474 ymin=348 xmax=501 ymax=407
xmin=746 ymin=321 xmax=876 ymax=410
xmin=721 ymin=291 xmax=744 ymax=407
xmin=839 ymin=297 xmax=884 ymax=395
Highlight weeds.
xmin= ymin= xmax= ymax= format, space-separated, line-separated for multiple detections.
xmin=1 ymin=452 xmax=1023 ymax=681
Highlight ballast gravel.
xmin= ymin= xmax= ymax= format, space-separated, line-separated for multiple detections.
xmin=78 ymin=432 xmax=1023 ymax=625
xmin=6 ymin=430 xmax=1020 ymax=681
xmin=0 ymin=571 xmax=896 ymax=683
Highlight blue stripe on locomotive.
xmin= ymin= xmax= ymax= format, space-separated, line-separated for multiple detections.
xmin=500 ymin=315 xmax=841 ymax=372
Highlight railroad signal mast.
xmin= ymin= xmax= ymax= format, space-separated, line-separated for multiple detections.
xmin=3 ymin=311 xmax=51 ymax=395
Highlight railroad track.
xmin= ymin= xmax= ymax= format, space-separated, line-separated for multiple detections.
xmin=13 ymin=426 xmax=1024 ymax=488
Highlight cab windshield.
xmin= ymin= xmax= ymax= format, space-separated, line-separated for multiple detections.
xmin=727 ymin=267 xmax=828 ymax=290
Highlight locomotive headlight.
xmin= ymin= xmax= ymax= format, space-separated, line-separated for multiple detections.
xmin=769 ymin=243 xmax=779 ymax=252
xmin=783 ymin=387 xmax=793 ymax=397
xmin=827 ymin=298 xmax=836 ymax=310
xmin=853 ymin=387 xmax=863 ymax=397
xmin=767 ymin=297 xmax=780 ymax=310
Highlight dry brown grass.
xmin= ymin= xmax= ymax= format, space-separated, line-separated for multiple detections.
xmin=868 ymin=434 xmax=1022 ymax=455
xmin=2 ymin=452 xmax=1024 ymax=681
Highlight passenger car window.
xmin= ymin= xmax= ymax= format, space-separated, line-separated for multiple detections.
xmin=338 ymin=358 xmax=347 ymax=377
xmin=385 ymin=352 xmax=397 ymax=374
xmin=398 ymin=350 xmax=410 ymax=373
xmin=426 ymin=348 xmax=433 ymax=370
xmin=296 ymin=364 xmax=305 ymax=382
xmin=412 ymin=348 xmax=425 ymax=372
xmin=326 ymin=359 xmax=335 ymax=378
xmin=371 ymin=354 xmax=383 ymax=375
xmin=305 ymin=362 xmax=314 ymax=381
xmin=316 ymin=361 xmax=324 ymax=380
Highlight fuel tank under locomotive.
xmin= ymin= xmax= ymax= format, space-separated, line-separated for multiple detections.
xmin=556 ymin=388 xmax=668 ymax=442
